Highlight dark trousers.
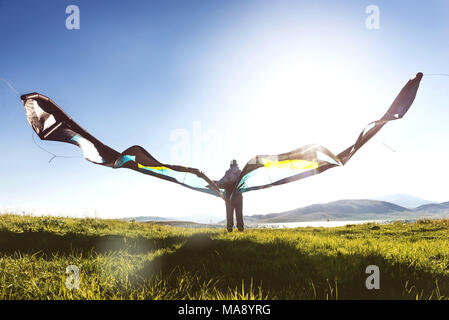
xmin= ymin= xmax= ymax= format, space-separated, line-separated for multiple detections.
xmin=225 ymin=194 xmax=243 ymax=231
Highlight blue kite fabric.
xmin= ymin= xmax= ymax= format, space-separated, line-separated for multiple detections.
xmin=21 ymin=72 xmax=423 ymax=201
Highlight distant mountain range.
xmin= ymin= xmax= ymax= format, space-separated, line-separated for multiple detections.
xmin=246 ymin=199 xmax=408 ymax=223
xmin=244 ymin=199 xmax=449 ymax=224
xmin=123 ymin=216 xmax=170 ymax=222
xmin=372 ymin=194 xmax=435 ymax=208
xmin=414 ymin=201 xmax=449 ymax=213
xmin=123 ymin=215 xmax=221 ymax=224
xmin=123 ymin=195 xmax=449 ymax=225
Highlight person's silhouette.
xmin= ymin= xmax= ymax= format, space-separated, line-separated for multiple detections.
xmin=217 ymin=160 xmax=244 ymax=232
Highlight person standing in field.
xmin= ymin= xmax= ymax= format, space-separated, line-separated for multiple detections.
xmin=217 ymin=160 xmax=244 ymax=232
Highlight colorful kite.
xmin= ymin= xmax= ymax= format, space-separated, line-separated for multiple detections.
xmin=20 ymin=72 xmax=423 ymax=201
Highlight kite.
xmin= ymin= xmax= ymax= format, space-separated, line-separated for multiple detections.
xmin=20 ymin=72 xmax=423 ymax=201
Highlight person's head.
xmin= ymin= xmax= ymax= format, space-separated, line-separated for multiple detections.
xmin=230 ymin=159 xmax=238 ymax=168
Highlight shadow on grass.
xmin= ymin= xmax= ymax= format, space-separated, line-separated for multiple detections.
xmin=0 ymin=229 xmax=188 ymax=256
xmin=133 ymin=234 xmax=449 ymax=299
xmin=1 ymin=229 xmax=448 ymax=299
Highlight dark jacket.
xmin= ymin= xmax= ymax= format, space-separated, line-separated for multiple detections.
xmin=217 ymin=166 xmax=242 ymax=199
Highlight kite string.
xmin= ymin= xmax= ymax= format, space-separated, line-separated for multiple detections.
xmin=0 ymin=77 xmax=20 ymax=96
xmin=31 ymin=133 xmax=82 ymax=163
xmin=0 ymin=77 xmax=81 ymax=163
xmin=424 ymin=73 xmax=449 ymax=77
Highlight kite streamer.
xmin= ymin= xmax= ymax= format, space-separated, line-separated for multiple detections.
xmin=20 ymin=72 xmax=423 ymax=201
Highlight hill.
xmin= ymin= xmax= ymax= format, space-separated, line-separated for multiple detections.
xmin=373 ymin=194 xmax=435 ymax=208
xmin=123 ymin=216 xmax=170 ymax=222
xmin=248 ymin=199 xmax=411 ymax=223
xmin=134 ymin=198 xmax=449 ymax=226
xmin=414 ymin=202 xmax=449 ymax=213
xmin=124 ymin=214 xmax=223 ymax=224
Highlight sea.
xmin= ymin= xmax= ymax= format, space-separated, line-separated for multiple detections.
xmin=256 ymin=219 xmax=393 ymax=228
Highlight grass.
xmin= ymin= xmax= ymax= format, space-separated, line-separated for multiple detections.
xmin=1 ymin=214 xmax=449 ymax=299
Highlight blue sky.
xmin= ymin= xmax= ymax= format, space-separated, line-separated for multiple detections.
xmin=1 ymin=0 xmax=449 ymax=221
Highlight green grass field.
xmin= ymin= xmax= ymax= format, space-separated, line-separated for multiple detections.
xmin=1 ymin=214 xmax=449 ymax=300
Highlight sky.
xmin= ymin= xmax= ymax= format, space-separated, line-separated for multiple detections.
xmin=0 ymin=0 xmax=449 ymax=222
